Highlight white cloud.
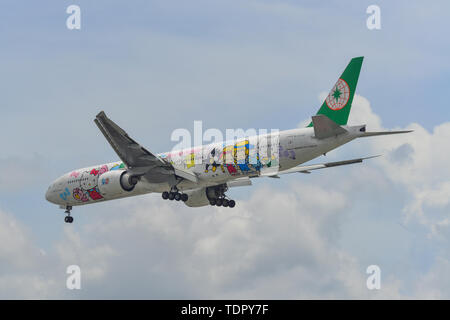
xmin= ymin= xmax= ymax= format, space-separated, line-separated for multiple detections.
xmin=0 ymin=209 xmax=63 ymax=299
xmin=55 ymin=228 xmax=118 ymax=283
xmin=414 ymin=257 xmax=450 ymax=299
xmin=346 ymin=95 xmax=450 ymax=235
xmin=348 ymin=95 xmax=383 ymax=131
xmin=0 ymin=209 xmax=39 ymax=269
xmin=60 ymin=185 xmax=369 ymax=298
xmin=23 ymin=183 xmax=406 ymax=299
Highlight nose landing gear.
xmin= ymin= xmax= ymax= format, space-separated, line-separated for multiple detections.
xmin=64 ymin=206 xmax=74 ymax=223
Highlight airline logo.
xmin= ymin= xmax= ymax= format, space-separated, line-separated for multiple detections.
xmin=325 ymin=78 xmax=350 ymax=110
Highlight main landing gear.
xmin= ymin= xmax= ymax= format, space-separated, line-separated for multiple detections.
xmin=207 ymin=184 xmax=236 ymax=208
xmin=209 ymin=197 xmax=235 ymax=208
xmin=161 ymin=188 xmax=188 ymax=202
xmin=64 ymin=206 xmax=74 ymax=223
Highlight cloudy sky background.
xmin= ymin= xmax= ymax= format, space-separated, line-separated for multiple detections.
xmin=0 ymin=0 xmax=449 ymax=298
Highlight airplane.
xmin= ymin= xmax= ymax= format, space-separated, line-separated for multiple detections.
xmin=45 ymin=57 xmax=411 ymax=223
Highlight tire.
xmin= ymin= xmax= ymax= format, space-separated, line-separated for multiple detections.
xmin=174 ymin=193 xmax=181 ymax=201
xmin=69 ymin=216 xmax=74 ymax=223
xmin=168 ymin=192 xmax=175 ymax=200
xmin=181 ymin=194 xmax=188 ymax=202
xmin=216 ymin=198 xmax=223 ymax=206
xmin=228 ymin=200 xmax=236 ymax=208
xmin=162 ymin=191 xmax=169 ymax=200
xmin=210 ymin=199 xmax=216 ymax=206
xmin=64 ymin=216 xmax=69 ymax=223
xmin=222 ymin=199 xmax=229 ymax=207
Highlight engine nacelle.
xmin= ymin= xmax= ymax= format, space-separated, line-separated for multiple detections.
xmin=98 ymin=170 xmax=138 ymax=198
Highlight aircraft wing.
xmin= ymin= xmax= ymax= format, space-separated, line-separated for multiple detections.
xmin=94 ymin=111 xmax=198 ymax=184
xmin=262 ymin=155 xmax=380 ymax=177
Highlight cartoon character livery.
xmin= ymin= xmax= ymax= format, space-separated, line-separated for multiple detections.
xmin=45 ymin=57 xmax=412 ymax=223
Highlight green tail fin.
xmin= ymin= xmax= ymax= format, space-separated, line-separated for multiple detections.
xmin=307 ymin=57 xmax=363 ymax=127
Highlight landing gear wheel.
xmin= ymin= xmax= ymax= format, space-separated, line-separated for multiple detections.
xmin=162 ymin=191 xmax=169 ymax=200
xmin=168 ymin=192 xmax=175 ymax=200
xmin=216 ymin=198 xmax=223 ymax=207
xmin=228 ymin=200 xmax=236 ymax=208
xmin=174 ymin=193 xmax=181 ymax=201
xmin=209 ymin=199 xmax=216 ymax=206
xmin=64 ymin=216 xmax=73 ymax=223
xmin=222 ymin=199 xmax=229 ymax=207
xmin=181 ymin=193 xmax=188 ymax=202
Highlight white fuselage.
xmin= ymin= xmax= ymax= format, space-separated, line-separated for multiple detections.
xmin=45 ymin=125 xmax=363 ymax=207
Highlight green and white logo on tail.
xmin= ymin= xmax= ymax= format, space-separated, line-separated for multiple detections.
xmin=308 ymin=56 xmax=364 ymax=127
xmin=326 ymin=78 xmax=350 ymax=110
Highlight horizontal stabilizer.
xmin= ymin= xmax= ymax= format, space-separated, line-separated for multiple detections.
xmin=359 ymin=130 xmax=413 ymax=138
xmin=312 ymin=114 xmax=347 ymax=139
xmin=271 ymin=155 xmax=380 ymax=176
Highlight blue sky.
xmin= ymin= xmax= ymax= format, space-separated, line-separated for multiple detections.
xmin=0 ymin=1 xmax=449 ymax=298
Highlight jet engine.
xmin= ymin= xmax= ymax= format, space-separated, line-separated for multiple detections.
xmin=98 ymin=170 xmax=139 ymax=197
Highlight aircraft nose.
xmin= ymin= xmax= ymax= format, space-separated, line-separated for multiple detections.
xmin=45 ymin=185 xmax=55 ymax=203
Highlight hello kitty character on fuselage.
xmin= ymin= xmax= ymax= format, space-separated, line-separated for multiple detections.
xmin=79 ymin=165 xmax=108 ymax=201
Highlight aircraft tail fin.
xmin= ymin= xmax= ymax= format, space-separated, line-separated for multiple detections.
xmin=308 ymin=57 xmax=363 ymax=127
